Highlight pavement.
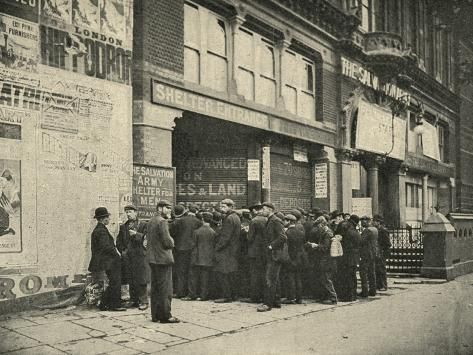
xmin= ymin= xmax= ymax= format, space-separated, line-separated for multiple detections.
xmin=1 ymin=275 xmax=472 ymax=355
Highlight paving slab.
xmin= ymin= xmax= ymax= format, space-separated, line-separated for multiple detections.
xmin=150 ymin=322 xmax=221 ymax=341
xmin=124 ymin=327 xmax=184 ymax=344
xmin=15 ymin=321 xmax=92 ymax=344
xmin=0 ymin=329 xmax=41 ymax=353
xmin=0 ymin=317 xmax=38 ymax=330
xmin=106 ymin=347 xmax=143 ymax=355
xmin=216 ymin=309 xmax=277 ymax=325
xmin=55 ymin=338 xmax=125 ymax=354
xmin=177 ymin=311 xmax=250 ymax=332
xmin=105 ymin=333 xmax=167 ymax=353
xmin=112 ymin=313 xmax=151 ymax=328
xmin=2 ymin=345 xmax=66 ymax=355
xmin=72 ymin=317 xmax=135 ymax=336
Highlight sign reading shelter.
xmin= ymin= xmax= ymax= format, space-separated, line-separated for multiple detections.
xmin=152 ymin=81 xmax=269 ymax=130
xmin=356 ymin=100 xmax=407 ymax=160
xmin=133 ymin=164 xmax=176 ymax=219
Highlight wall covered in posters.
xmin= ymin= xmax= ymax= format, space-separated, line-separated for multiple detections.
xmin=0 ymin=0 xmax=134 ymax=303
xmin=39 ymin=0 xmax=133 ymax=84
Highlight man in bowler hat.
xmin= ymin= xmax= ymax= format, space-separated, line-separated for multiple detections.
xmin=88 ymin=207 xmax=126 ymax=311
xmin=147 ymin=200 xmax=180 ymax=323
xmin=116 ymin=205 xmax=148 ymax=310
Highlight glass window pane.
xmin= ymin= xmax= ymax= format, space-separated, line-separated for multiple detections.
xmin=283 ymin=85 xmax=297 ymax=114
xmin=184 ymin=47 xmax=200 ymax=83
xmin=184 ymin=3 xmax=200 ymax=47
xmin=207 ymin=17 xmax=226 ymax=57
xmin=237 ymin=68 xmax=254 ymax=101
xmin=206 ymin=54 xmax=227 ymax=92
xmin=361 ymin=0 xmax=369 ymax=31
xmin=305 ymin=62 xmax=314 ymax=92
xmin=259 ymin=44 xmax=274 ymax=78
xmin=299 ymin=92 xmax=315 ymax=120
xmin=236 ymin=29 xmax=254 ymax=69
xmin=256 ymin=77 xmax=276 ymax=107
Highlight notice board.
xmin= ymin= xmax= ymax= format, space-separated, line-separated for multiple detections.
xmin=133 ymin=164 xmax=176 ymax=219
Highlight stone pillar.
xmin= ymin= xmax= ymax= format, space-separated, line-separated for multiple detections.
xmin=422 ymin=174 xmax=429 ymax=223
xmin=228 ymin=13 xmax=246 ymax=98
xmin=247 ymin=141 xmax=261 ymax=206
xmin=261 ymin=143 xmax=271 ymax=203
xmin=385 ymin=163 xmax=408 ymax=227
xmin=366 ymin=155 xmax=385 ymax=216
xmin=336 ymin=148 xmax=355 ymax=214
xmin=133 ymin=101 xmax=182 ymax=167
xmin=421 ymin=213 xmax=456 ymax=280
xmin=275 ymin=34 xmax=292 ymax=110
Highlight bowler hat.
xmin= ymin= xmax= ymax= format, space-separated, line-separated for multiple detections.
xmin=373 ymin=214 xmax=384 ymax=222
xmin=173 ymin=205 xmax=185 ymax=217
xmin=349 ymin=214 xmax=360 ymax=225
xmin=156 ymin=200 xmax=172 ymax=208
xmin=124 ymin=204 xmax=137 ymax=211
xmin=94 ymin=207 xmax=110 ymax=219
xmin=262 ymin=201 xmax=275 ymax=210
xmin=285 ymin=214 xmax=297 ymax=222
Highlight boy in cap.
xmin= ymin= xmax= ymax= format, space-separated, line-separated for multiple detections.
xmin=116 ymin=205 xmax=148 ymax=310
xmin=88 ymin=207 xmax=126 ymax=311
xmin=282 ymin=214 xmax=305 ymax=304
xmin=147 ymin=200 xmax=179 ymax=323
xmin=184 ymin=212 xmax=216 ymax=301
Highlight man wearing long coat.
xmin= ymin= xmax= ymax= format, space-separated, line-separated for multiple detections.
xmin=88 ymin=207 xmax=125 ymax=311
xmin=359 ymin=216 xmax=379 ymax=297
xmin=116 ymin=205 xmax=148 ymax=309
xmin=146 ymin=200 xmax=179 ymax=323
xmin=214 ymin=198 xmax=241 ymax=303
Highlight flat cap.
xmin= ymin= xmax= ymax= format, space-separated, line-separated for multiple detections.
xmin=275 ymin=212 xmax=285 ymax=220
xmin=248 ymin=201 xmax=263 ymax=210
xmin=262 ymin=201 xmax=275 ymax=210
xmin=220 ymin=198 xmax=235 ymax=206
xmin=156 ymin=200 xmax=172 ymax=208
xmin=290 ymin=209 xmax=302 ymax=220
xmin=124 ymin=204 xmax=137 ymax=211
xmin=349 ymin=214 xmax=360 ymax=225
xmin=360 ymin=215 xmax=372 ymax=220
xmin=284 ymin=214 xmax=297 ymax=222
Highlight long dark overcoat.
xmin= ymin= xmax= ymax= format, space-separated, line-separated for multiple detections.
xmin=214 ymin=211 xmax=241 ymax=274
xmin=88 ymin=223 xmax=120 ymax=273
xmin=190 ymin=224 xmax=216 ymax=267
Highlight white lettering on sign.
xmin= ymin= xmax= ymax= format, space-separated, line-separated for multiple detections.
xmin=341 ymin=57 xmax=410 ymax=101
xmin=314 ymin=163 xmax=328 ymax=198
xmin=152 ymin=82 xmax=269 ymax=130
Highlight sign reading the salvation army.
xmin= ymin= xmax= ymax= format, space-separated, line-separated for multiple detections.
xmin=133 ymin=164 xmax=176 ymax=219
xmin=0 ymin=0 xmax=39 ymax=22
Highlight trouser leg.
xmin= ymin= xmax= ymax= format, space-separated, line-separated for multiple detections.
xmin=102 ymin=259 xmax=121 ymax=308
xmin=295 ymin=271 xmax=303 ymax=301
xmin=368 ymin=259 xmax=377 ymax=296
xmin=200 ymin=268 xmax=210 ymax=300
xmin=264 ymin=261 xmax=281 ymax=307
xmin=175 ymin=250 xmax=191 ymax=297
xmin=359 ymin=259 xmax=369 ymax=296
xmin=217 ymin=272 xmax=231 ymax=300
xmin=285 ymin=270 xmax=296 ymax=300
xmin=320 ymin=259 xmax=337 ymax=302
xmin=249 ymin=258 xmax=264 ymax=302
xmin=188 ymin=266 xmax=199 ymax=299
xmin=376 ymin=255 xmax=388 ymax=290
xmin=150 ymin=264 xmax=173 ymax=321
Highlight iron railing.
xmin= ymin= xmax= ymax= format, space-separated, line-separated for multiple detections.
xmin=386 ymin=226 xmax=424 ymax=274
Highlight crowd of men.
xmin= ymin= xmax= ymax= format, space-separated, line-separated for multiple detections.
xmin=88 ymin=198 xmax=391 ymax=323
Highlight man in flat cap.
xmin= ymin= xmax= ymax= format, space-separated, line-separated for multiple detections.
xmin=257 ymin=202 xmax=287 ymax=312
xmin=214 ymin=198 xmax=241 ymax=303
xmin=373 ymin=214 xmax=391 ymax=291
xmin=359 ymin=216 xmax=379 ymax=298
xmin=147 ymin=200 xmax=179 ymax=323
xmin=116 ymin=205 xmax=148 ymax=310
xmin=170 ymin=204 xmax=202 ymax=298
xmin=88 ymin=207 xmax=126 ymax=311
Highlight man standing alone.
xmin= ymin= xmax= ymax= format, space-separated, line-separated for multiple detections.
xmin=88 ymin=207 xmax=126 ymax=311
xmin=147 ymin=200 xmax=179 ymax=323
